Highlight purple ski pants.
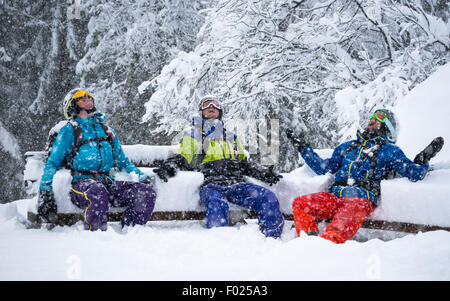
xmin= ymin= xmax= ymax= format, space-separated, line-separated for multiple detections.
xmin=70 ymin=179 xmax=156 ymax=231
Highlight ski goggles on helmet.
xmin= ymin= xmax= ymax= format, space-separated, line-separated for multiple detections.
xmin=71 ymin=90 xmax=94 ymax=102
xmin=369 ymin=110 xmax=397 ymax=142
xmin=200 ymin=100 xmax=221 ymax=111
xmin=369 ymin=111 xmax=387 ymax=123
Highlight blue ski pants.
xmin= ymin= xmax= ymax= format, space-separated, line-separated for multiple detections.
xmin=200 ymin=183 xmax=284 ymax=238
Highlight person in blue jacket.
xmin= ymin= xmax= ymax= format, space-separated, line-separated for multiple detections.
xmin=287 ymin=109 xmax=441 ymax=243
xmin=37 ymin=88 xmax=156 ymax=230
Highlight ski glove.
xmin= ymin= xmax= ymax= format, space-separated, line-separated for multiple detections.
xmin=139 ymin=173 xmax=156 ymax=187
xmin=262 ymin=166 xmax=283 ymax=186
xmin=286 ymin=128 xmax=308 ymax=152
xmin=37 ymin=190 xmax=58 ymax=223
xmin=413 ymin=137 xmax=444 ymax=165
xmin=153 ymin=164 xmax=176 ymax=183
xmin=153 ymin=155 xmax=191 ymax=182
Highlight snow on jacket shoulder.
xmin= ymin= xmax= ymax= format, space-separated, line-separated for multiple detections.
xmin=39 ymin=113 xmax=141 ymax=191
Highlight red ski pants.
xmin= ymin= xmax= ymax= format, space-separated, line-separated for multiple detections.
xmin=292 ymin=192 xmax=375 ymax=244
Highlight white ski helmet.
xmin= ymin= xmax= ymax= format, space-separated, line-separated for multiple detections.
xmin=63 ymin=88 xmax=96 ymax=120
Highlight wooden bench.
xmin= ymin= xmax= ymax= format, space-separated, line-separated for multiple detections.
xmin=26 ymin=211 xmax=450 ymax=233
xmin=23 ymin=148 xmax=450 ymax=234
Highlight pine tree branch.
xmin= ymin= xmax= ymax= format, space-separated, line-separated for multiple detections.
xmin=353 ymin=0 xmax=393 ymax=63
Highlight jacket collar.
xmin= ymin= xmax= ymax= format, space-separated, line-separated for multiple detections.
xmin=356 ymin=130 xmax=388 ymax=146
xmin=190 ymin=116 xmax=232 ymax=142
xmin=74 ymin=112 xmax=106 ymax=125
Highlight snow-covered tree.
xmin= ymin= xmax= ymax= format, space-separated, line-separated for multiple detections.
xmin=143 ymin=0 xmax=449 ymax=171
xmin=0 ymin=0 xmax=206 ymax=201
xmin=0 ymin=1 xmax=87 ymax=201
xmin=76 ymin=0 xmax=206 ymax=144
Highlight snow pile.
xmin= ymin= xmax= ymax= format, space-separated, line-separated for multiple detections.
xmin=395 ymin=62 xmax=450 ymax=162
xmin=23 ymin=152 xmax=46 ymax=196
xmin=0 ymin=208 xmax=449 ymax=281
xmin=375 ymin=169 xmax=450 ymax=226
xmin=370 ymin=62 xmax=450 ymax=226
xmin=123 ymin=144 xmax=179 ymax=166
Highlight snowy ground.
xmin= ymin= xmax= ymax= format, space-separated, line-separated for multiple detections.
xmin=1 ymin=214 xmax=450 ymax=281
xmin=1 ymin=63 xmax=449 ymax=281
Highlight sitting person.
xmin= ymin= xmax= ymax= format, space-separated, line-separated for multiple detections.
xmin=153 ymin=95 xmax=284 ymax=238
xmin=287 ymin=109 xmax=443 ymax=243
xmin=37 ymin=88 xmax=157 ymax=230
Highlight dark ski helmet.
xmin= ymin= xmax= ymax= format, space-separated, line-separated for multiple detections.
xmin=63 ymin=88 xmax=96 ymax=120
xmin=198 ymin=95 xmax=223 ymax=120
xmin=371 ymin=108 xmax=398 ymax=142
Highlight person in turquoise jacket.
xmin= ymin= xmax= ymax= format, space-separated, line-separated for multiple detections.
xmin=37 ymin=88 xmax=156 ymax=230
xmin=287 ymin=109 xmax=441 ymax=243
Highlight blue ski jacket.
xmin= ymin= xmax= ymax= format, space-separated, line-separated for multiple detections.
xmin=300 ymin=131 xmax=429 ymax=206
xmin=39 ymin=112 xmax=142 ymax=191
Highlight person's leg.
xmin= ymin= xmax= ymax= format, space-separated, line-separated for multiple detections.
xmin=109 ymin=181 xmax=156 ymax=227
xmin=225 ymin=183 xmax=284 ymax=238
xmin=200 ymin=185 xmax=229 ymax=228
xmin=320 ymin=197 xmax=375 ymax=244
xmin=70 ymin=179 xmax=109 ymax=231
xmin=292 ymin=192 xmax=340 ymax=236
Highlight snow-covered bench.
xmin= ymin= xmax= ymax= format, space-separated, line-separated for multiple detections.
xmin=23 ymin=146 xmax=450 ymax=234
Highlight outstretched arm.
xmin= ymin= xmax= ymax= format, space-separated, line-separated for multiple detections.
xmin=384 ymin=144 xmax=429 ymax=182
xmin=300 ymin=141 xmax=352 ymax=175
xmin=286 ymin=128 xmax=348 ymax=175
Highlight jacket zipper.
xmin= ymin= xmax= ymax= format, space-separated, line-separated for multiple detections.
xmin=91 ymin=117 xmax=103 ymax=173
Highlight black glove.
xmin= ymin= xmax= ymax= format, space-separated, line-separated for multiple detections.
xmin=153 ymin=164 xmax=176 ymax=182
xmin=262 ymin=166 xmax=283 ymax=186
xmin=413 ymin=137 xmax=444 ymax=165
xmin=286 ymin=128 xmax=308 ymax=152
xmin=139 ymin=173 xmax=156 ymax=187
xmin=37 ymin=190 xmax=58 ymax=223
xmin=240 ymin=161 xmax=282 ymax=185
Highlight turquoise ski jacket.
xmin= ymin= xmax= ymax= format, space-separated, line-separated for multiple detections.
xmin=39 ymin=113 xmax=142 ymax=191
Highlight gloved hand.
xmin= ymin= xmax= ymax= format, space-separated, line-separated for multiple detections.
xmin=286 ymin=128 xmax=308 ymax=152
xmin=262 ymin=166 xmax=283 ymax=186
xmin=413 ymin=137 xmax=444 ymax=165
xmin=139 ymin=173 xmax=156 ymax=187
xmin=37 ymin=190 xmax=58 ymax=223
xmin=153 ymin=164 xmax=176 ymax=183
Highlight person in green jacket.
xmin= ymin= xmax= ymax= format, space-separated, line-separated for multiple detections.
xmin=154 ymin=95 xmax=284 ymax=238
